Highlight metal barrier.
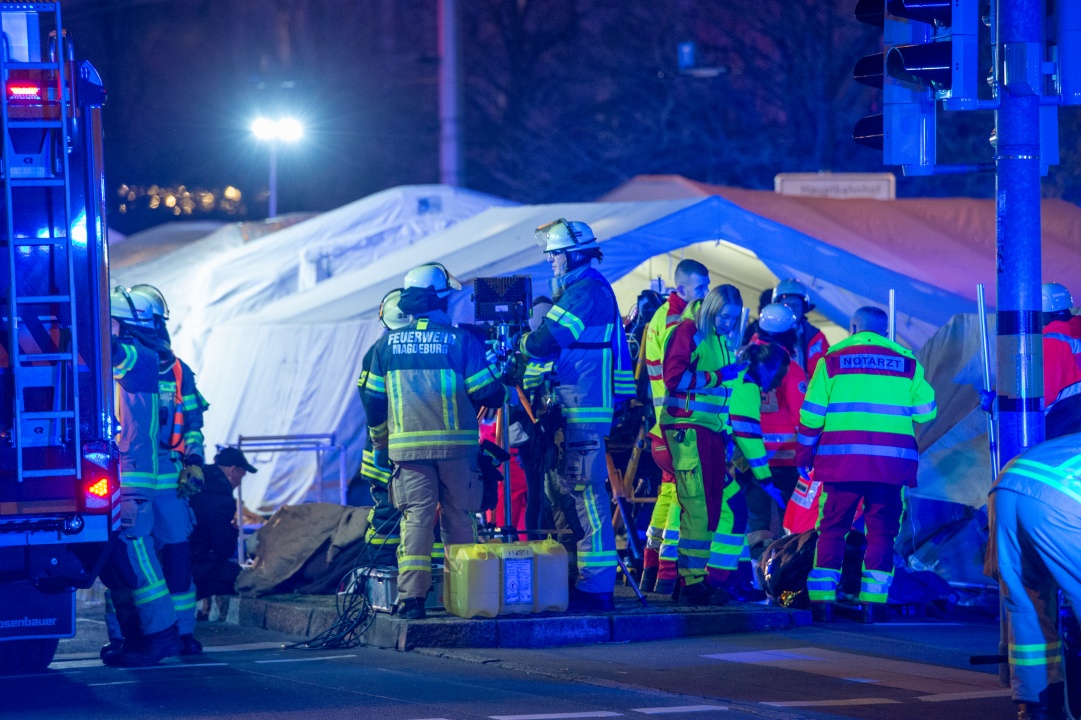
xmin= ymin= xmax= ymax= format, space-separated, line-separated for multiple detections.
xmin=226 ymin=433 xmax=349 ymax=563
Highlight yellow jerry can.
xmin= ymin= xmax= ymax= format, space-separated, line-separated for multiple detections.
xmin=443 ymin=543 xmax=500 ymax=619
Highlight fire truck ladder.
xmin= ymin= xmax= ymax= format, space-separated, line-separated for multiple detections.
xmin=1 ymin=2 xmax=81 ymax=481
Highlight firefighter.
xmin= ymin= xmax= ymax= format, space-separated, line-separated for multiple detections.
xmin=799 ymin=306 xmax=936 ymax=623
xmin=99 ymin=288 xmax=181 ymax=667
xmin=519 ymin=219 xmax=635 ymax=612
xmin=660 ymin=285 xmax=773 ymax=605
xmin=129 ymin=284 xmax=209 ymax=656
xmin=642 ymin=259 xmax=711 ymax=595
xmin=741 ymin=304 xmax=807 ymax=559
xmin=361 ymin=264 xmax=506 ymax=620
xmin=355 ymin=289 xmax=411 ymax=561
xmin=772 ymin=278 xmax=830 ymax=376
xmin=990 ymin=433 xmax=1081 ymax=720
xmin=1042 ymin=283 xmax=1081 ymax=439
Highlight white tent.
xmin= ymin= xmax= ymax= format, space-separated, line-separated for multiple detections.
xmin=197 ymin=195 xmax=974 ymax=512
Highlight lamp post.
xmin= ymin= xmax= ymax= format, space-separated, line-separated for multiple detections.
xmin=251 ymin=117 xmax=303 ymax=218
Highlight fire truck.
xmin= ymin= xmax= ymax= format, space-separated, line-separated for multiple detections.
xmin=0 ymin=3 xmax=117 ymax=673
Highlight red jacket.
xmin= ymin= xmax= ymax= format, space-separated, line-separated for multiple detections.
xmin=797 ymin=320 xmax=829 ymax=376
xmin=760 ymin=360 xmax=807 ymax=467
xmin=1043 ymin=321 xmax=1081 ymax=409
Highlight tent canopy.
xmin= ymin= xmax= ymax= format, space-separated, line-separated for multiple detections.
xmin=204 ymin=193 xmax=975 ymax=511
xmin=602 ymin=175 xmax=1081 ymax=306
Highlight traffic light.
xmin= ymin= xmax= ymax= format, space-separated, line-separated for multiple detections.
xmin=852 ymin=0 xmax=938 ymax=173
xmin=885 ymin=0 xmax=979 ymax=110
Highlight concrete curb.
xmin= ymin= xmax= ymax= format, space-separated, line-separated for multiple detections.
xmin=230 ymin=593 xmax=811 ymax=652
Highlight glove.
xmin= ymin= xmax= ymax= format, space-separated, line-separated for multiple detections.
xmin=979 ymin=389 xmax=996 ymax=414
xmin=720 ymin=361 xmax=749 ymax=382
xmin=798 ymin=467 xmax=813 ymax=483
xmin=373 ymin=448 xmax=390 ymax=470
xmin=177 ymin=463 xmax=205 ymax=499
xmin=182 ymin=453 xmax=204 ymax=468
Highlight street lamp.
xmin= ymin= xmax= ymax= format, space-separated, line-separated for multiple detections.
xmin=250 ymin=116 xmax=304 ymax=218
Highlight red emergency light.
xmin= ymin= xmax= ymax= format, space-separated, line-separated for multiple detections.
xmin=86 ymin=478 xmax=109 ymax=498
xmin=6 ymin=82 xmax=43 ymax=102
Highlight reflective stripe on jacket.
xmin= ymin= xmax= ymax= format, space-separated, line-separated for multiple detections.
xmin=660 ymin=319 xmax=735 ymax=433
xmin=645 ymin=293 xmax=695 ymax=440
xmin=991 ymin=433 xmax=1081 ymax=510
xmin=795 ymin=332 xmax=937 ymax=487
xmin=113 ymin=337 xmax=160 ymax=491
xmin=760 ymin=359 xmax=807 ymax=467
xmin=357 ymin=344 xmax=392 ymax=485
xmin=156 ymin=357 xmax=207 ymax=459
xmin=520 ymin=266 xmax=634 ymax=433
xmin=362 ymin=315 xmax=506 ymax=462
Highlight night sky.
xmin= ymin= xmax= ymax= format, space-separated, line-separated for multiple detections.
xmin=58 ymin=0 xmax=1078 ymax=235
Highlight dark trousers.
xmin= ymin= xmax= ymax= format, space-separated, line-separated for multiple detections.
xmin=810 ymin=481 xmax=903 ymax=604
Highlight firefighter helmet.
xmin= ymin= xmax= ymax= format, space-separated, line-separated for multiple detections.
xmin=771 ymin=278 xmax=810 ymax=305
xmin=1042 ymin=282 xmax=1073 ymax=313
xmin=535 ymin=218 xmax=597 ymax=253
xmin=110 ymin=286 xmax=156 ymax=327
xmin=404 ymin=263 xmax=461 ymax=298
xmin=379 ymin=288 xmax=410 ymax=330
xmin=758 ymin=303 xmax=798 ymax=333
xmin=129 ymin=284 xmax=169 ymax=320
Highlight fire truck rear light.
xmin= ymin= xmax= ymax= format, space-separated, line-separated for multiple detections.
xmin=7 ymin=83 xmax=42 ymax=101
xmin=87 ymin=478 xmax=109 ymax=498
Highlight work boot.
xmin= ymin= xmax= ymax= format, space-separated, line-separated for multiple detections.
xmin=104 ymin=624 xmax=182 ymax=668
xmin=862 ymin=603 xmax=889 ymax=624
xmin=680 ymin=581 xmax=728 ymax=607
xmin=1018 ymin=683 xmax=1067 ymax=720
xmin=179 ymin=633 xmax=203 ymax=655
xmin=397 ymin=597 xmax=426 ymax=620
xmin=654 ymin=578 xmax=676 ymax=597
xmin=567 ymin=586 xmax=615 ymax=613
xmin=810 ymin=602 xmax=834 ymax=623
xmin=99 ymin=637 xmax=124 ymax=661
xmin=724 ymin=579 xmax=766 ymax=603
xmin=640 ymin=566 xmax=659 ymax=594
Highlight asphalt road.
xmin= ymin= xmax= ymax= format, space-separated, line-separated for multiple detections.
xmin=0 ymin=605 xmax=1014 ymax=720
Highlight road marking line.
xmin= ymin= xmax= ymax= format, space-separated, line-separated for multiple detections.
xmin=702 ymin=647 xmax=1001 ymax=695
xmin=50 ymin=660 xmax=104 ymax=669
xmin=87 ymin=680 xmax=139 ymax=687
xmin=761 ymin=699 xmax=901 ymax=708
xmin=631 ymin=706 xmax=728 ymax=714
xmin=255 ymin=654 xmax=357 ymax=664
xmin=0 ymin=670 xmax=84 ymax=679
xmin=867 ymin=622 xmax=964 ymax=627
xmin=205 ymin=642 xmax=287 ymax=653
xmin=124 ymin=662 xmax=229 ymax=671
xmin=492 ymin=709 xmax=626 ymax=713
xmin=702 ymin=651 xmax=820 ymax=663
xmin=916 ymin=689 xmax=1014 ymax=702
xmin=841 ymin=678 xmax=879 ymax=684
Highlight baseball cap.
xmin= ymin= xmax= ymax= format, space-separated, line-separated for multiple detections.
xmin=215 ymin=447 xmax=257 ymax=473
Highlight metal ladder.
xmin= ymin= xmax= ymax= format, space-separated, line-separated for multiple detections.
xmin=1 ymin=2 xmax=81 ymax=481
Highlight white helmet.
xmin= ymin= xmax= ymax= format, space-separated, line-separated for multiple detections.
xmin=129 ymin=284 xmax=169 ymax=320
xmin=535 ymin=218 xmax=597 ymax=253
xmin=110 ymin=286 xmax=156 ymax=328
xmin=772 ymin=278 xmax=811 ymax=305
xmin=403 ymin=263 xmax=461 ymax=298
xmin=1042 ymin=282 xmax=1073 ymax=313
xmin=758 ymin=303 xmax=798 ymax=333
xmin=379 ymin=289 xmax=410 ymax=330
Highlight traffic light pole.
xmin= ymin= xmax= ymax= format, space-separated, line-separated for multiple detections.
xmin=995 ymin=0 xmax=1045 ymax=469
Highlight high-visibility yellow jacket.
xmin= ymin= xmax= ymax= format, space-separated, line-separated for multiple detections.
xmin=361 ymin=314 xmax=506 ymax=462
xmin=795 ymin=332 xmax=937 ymax=486
xmin=659 ymin=319 xmax=771 ymax=480
xmin=644 ymin=292 xmax=696 ymax=440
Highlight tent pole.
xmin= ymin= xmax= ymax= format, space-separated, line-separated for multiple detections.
xmin=977 ymin=284 xmax=999 ymax=481
xmin=888 ymin=289 xmax=896 ymax=342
